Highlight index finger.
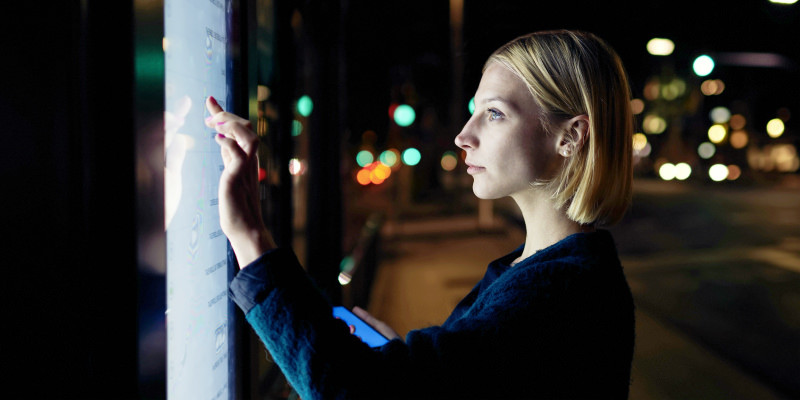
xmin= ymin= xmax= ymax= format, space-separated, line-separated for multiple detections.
xmin=206 ymin=96 xmax=224 ymax=115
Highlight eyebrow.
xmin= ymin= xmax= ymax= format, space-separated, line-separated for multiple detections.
xmin=479 ymin=96 xmax=520 ymax=113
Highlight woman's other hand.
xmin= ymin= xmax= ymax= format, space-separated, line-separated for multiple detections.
xmin=206 ymin=96 xmax=275 ymax=267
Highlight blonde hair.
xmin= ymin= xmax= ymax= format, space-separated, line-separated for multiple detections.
xmin=486 ymin=30 xmax=633 ymax=226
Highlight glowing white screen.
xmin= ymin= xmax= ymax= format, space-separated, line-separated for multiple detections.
xmin=164 ymin=0 xmax=234 ymax=398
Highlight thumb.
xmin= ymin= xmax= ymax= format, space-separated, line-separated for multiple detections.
xmin=353 ymin=307 xmax=401 ymax=340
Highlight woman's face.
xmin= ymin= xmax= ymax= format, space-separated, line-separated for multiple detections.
xmin=455 ymin=62 xmax=561 ymax=200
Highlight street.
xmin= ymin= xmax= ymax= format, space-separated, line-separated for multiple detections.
xmin=610 ymin=179 xmax=800 ymax=398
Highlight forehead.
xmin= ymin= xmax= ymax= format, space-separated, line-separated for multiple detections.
xmin=475 ymin=63 xmax=534 ymax=109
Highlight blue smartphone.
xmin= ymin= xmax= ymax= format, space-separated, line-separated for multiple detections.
xmin=332 ymin=306 xmax=390 ymax=348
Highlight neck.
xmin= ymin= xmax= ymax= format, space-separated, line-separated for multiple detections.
xmin=510 ymin=189 xmax=593 ymax=264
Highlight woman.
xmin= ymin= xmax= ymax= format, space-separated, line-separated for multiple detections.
xmin=207 ymin=30 xmax=635 ymax=399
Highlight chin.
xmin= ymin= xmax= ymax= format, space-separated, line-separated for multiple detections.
xmin=471 ymin=184 xmax=506 ymax=200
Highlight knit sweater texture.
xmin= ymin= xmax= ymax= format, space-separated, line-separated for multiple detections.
xmin=228 ymin=229 xmax=635 ymax=399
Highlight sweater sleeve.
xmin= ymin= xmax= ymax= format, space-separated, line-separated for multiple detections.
xmin=229 ymin=248 xmax=633 ymax=399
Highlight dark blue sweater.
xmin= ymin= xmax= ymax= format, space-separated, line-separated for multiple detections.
xmin=229 ymin=230 xmax=635 ymax=399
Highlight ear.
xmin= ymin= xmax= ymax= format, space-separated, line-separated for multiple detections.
xmin=556 ymin=114 xmax=590 ymax=158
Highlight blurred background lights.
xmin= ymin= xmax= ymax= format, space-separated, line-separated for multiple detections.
xmin=402 ymin=147 xmax=421 ymax=166
xmin=770 ymin=0 xmax=798 ymax=4
xmin=257 ymin=85 xmax=270 ymax=102
xmin=393 ymin=104 xmax=416 ymax=127
xmin=643 ymin=80 xmax=660 ymax=101
xmin=296 ymin=95 xmax=313 ymax=117
xmin=748 ymin=145 xmax=800 ymax=172
xmin=646 ymin=38 xmax=675 ymax=56
xmin=440 ymin=151 xmax=458 ymax=171
xmin=643 ymin=114 xmax=667 ymax=134
xmin=709 ymin=164 xmax=729 ymax=181
xmin=630 ymin=98 xmax=645 ymax=115
xmin=356 ymin=150 xmax=374 ymax=167
xmin=730 ymin=131 xmax=749 ymax=149
xmin=727 ymin=165 xmax=742 ymax=180
xmin=468 ymin=97 xmax=475 ymax=114
xmin=700 ymin=79 xmax=725 ymax=96
xmin=632 ymin=133 xmax=648 ymax=152
xmin=708 ymin=124 xmax=727 ymax=144
xmin=693 ymin=55 xmax=715 ymax=77
xmin=710 ymin=107 xmax=731 ymax=123
xmin=659 ymin=163 xmax=677 ymax=180
xmin=356 ymin=161 xmax=393 ymax=186
xmin=698 ymin=142 xmax=716 ymax=159
xmin=289 ymin=158 xmax=305 ymax=176
xmin=766 ymin=118 xmax=785 ymax=138
xmin=729 ymin=114 xmax=746 ymax=130
xmin=356 ymin=169 xmax=371 ymax=185
xmin=292 ymin=120 xmax=303 ymax=136
xmin=660 ymin=78 xmax=686 ymax=100
xmin=379 ymin=149 xmax=399 ymax=168
xmin=674 ymin=163 xmax=692 ymax=180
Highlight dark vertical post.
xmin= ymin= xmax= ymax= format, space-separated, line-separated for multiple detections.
xmin=303 ymin=0 xmax=344 ymax=305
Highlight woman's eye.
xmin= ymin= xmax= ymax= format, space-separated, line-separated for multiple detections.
xmin=487 ymin=108 xmax=503 ymax=121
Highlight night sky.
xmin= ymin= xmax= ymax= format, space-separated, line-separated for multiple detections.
xmin=343 ymin=0 xmax=799 ymax=147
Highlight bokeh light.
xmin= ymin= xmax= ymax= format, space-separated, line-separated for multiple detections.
xmin=659 ymin=163 xmax=676 ymax=180
xmin=292 ymin=120 xmax=303 ymax=136
xmin=356 ymin=169 xmax=371 ymax=185
xmin=289 ymin=158 xmax=306 ymax=176
xmin=729 ymin=114 xmax=746 ymax=130
xmin=631 ymin=99 xmax=645 ymax=115
xmin=730 ymin=130 xmax=749 ymax=149
xmin=402 ymin=148 xmax=422 ymax=166
xmin=643 ymin=114 xmax=667 ymax=134
xmin=468 ymin=97 xmax=475 ymax=114
xmin=708 ymin=124 xmax=727 ymax=144
xmin=394 ymin=104 xmax=416 ymax=127
xmin=700 ymin=79 xmax=725 ymax=96
xmin=710 ymin=107 xmax=731 ymax=124
xmin=441 ymin=151 xmax=458 ymax=171
xmin=727 ymin=165 xmax=742 ymax=180
xmin=766 ymin=118 xmax=785 ymax=138
xmin=698 ymin=142 xmax=716 ymax=159
xmin=296 ymin=95 xmax=313 ymax=117
xmin=643 ymin=80 xmax=660 ymax=101
xmin=632 ymin=133 xmax=648 ymax=152
xmin=693 ymin=55 xmax=715 ymax=77
xmin=709 ymin=164 xmax=729 ymax=181
xmin=674 ymin=163 xmax=692 ymax=180
xmin=661 ymin=78 xmax=686 ymax=100
xmin=356 ymin=150 xmax=374 ymax=167
xmin=647 ymin=38 xmax=675 ymax=56
xmin=379 ymin=149 xmax=399 ymax=168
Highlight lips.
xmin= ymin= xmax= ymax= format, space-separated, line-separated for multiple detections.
xmin=466 ymin=162 xmax=485 ymax=175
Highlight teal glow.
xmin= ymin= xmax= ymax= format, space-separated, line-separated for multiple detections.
xmin=339 ymin=256 xmax=355 ymax=272
xmin=393 ymin=104 xmax=416 ymax=127
xmin=356 ymin=150 xmax=374 ymax=167
xmin=292 ymin=120 xmax=303 ymax=136
xmin=468 ymin=97 xmax=475 ymax=114
xmin=297 ymin=95 xmax=313 ymax=117
xmin=402 ymin=148 xmax=421 ymax=166
xmin=379 ymin=150 xmax=398 ymax=167
xmin=693 ymin=55 xmax=715 ymax=77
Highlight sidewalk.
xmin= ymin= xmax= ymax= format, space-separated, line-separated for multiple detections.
xmin=364 ymin=206 xmax=786 ymax=400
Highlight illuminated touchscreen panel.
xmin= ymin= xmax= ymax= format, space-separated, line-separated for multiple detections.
xmin=164 ymin=1 xmax=235 ymax=398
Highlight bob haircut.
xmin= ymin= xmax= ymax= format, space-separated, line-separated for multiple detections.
xmin=486 ymin=30 xmax=633 ymax=226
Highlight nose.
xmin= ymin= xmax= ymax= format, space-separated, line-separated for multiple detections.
xmin=454 ymin=119 xmax=476 ymax=150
